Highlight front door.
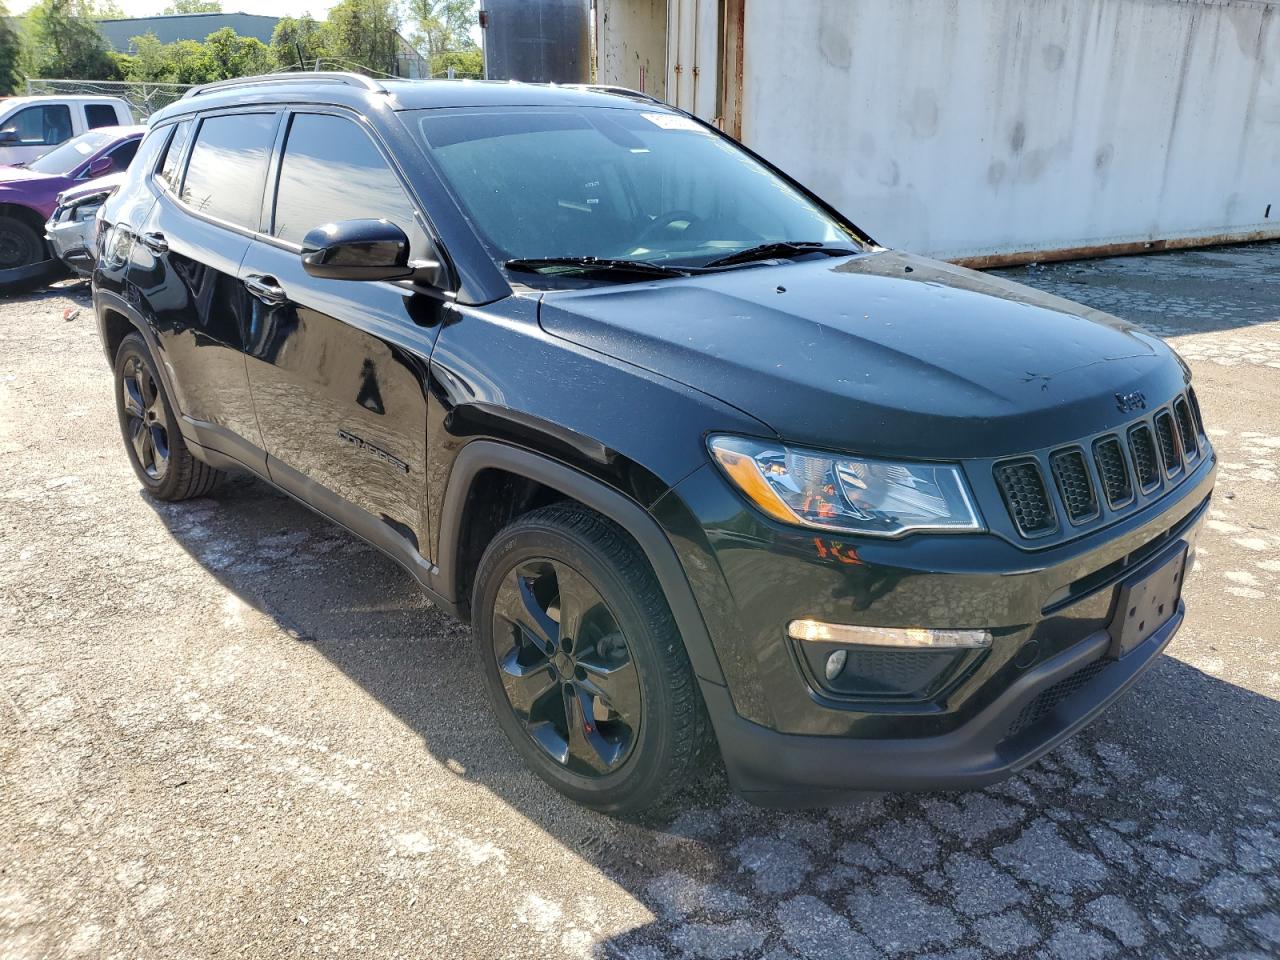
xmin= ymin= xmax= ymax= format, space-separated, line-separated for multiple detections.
xmin=132 ymin=111 xmax=281 ymax=468
xmin=241 ymin=110 xmax=445 ymax=566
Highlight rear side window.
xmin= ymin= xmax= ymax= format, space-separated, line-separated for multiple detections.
xmin=85 ymin=104 xmax=119 ymax=129
xmin=156 ymin=119 xmax=192 ymax=190
xmin=180 ymin=112 xmax=277 ymax=230
xmin=272 ymin=112 xmax=424 ymax=251
xmin=3 ymin=104 xmax=72 ymax=146
xmin=108 ymin=138 xmax=140 ymax=170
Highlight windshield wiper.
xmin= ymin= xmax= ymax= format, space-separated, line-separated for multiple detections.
xmin=702 ymin=241 xmax=861 ymax=269
xmin=504 ymin=257 xmax=696 ymax=279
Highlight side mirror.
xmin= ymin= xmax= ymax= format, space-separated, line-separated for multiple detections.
xmin=87 ymin=155 xmax=114 ymax=177
xmin=301 ymin=218 xmax=429 ymax=282
xmin=0 ymin=128 xmax=19 ymax=144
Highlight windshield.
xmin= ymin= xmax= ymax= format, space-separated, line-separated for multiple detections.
xmin=410 ymin=106 xmax=866 ymax=273
xmin=27 ymin=130 xmax=116 ymax=175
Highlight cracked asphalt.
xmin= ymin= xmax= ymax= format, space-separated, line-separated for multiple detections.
xmin=2 ymin=243 xmax=1280 ymax=959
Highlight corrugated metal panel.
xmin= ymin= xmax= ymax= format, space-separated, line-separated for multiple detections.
xmin=481 ymin=0 xmax=592 ymax=84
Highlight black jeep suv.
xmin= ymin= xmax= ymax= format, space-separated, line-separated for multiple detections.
xmin=94 ymin=73 xmax=1215 ymax=814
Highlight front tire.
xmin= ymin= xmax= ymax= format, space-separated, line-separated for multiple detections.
xmin=113 ymin=333 xmax=224 ymax=501
xmin=472 ymin=503 xmax=714 ymax=816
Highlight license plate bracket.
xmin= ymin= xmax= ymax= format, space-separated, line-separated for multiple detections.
xmin=1107 ymin=543 xmax=1188 ymax=659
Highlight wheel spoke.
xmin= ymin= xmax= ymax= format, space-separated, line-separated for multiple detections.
xmin=564 ymin=684 xmax=624 ymax=774
xmin=139 ymin=427 xmax=155 ymax=472
xmin=551 ymin=561 xmax=605 ymax=649
xmin=121 ymin=376 xmax=144 ymax=418
xmin=129 ymin=418 xmax=148 ymax=465
xmin=525 ymin=720 xmax=570 ymax=765
xmin=137 ymin=368 xmax=156 ymax=409
xmin=500 ymin=569 xmax=560 ymax=652
xmin=578 ymin=657 xmax=642 ymax=727
xmin=498 ymin=653 xmax=558 ymax=719
xmin=150 ymin=426 xmax=169 ymax=476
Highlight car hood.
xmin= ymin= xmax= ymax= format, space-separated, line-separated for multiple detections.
xmin=536 ymin=250 xmax=1188 ymax=459
xmin=57 ymin=171 xmax=125 ymax=204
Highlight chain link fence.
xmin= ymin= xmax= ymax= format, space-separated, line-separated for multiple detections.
xmin=25 ymin=78 xmax=193 ymax=120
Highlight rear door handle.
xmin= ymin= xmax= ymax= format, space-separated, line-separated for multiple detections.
xmin=244 ymin=274 xmax=288 ymax=306
xmin=140 ymin=231 xmax=167 ymax=254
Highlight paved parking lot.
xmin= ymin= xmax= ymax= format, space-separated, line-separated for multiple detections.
xmin=2 ymin=244 xmax=1279 ymax=959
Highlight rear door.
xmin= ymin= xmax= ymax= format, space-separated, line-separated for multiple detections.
xmin=241 ymin=108 xmax=444 ymax=564
xmin=131 ymin=110 xmax=280 ymax=468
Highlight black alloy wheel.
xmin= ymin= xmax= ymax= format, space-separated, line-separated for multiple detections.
xmin=472 ymin=504 xmax=714 ymax=816
xmin=120 ymin=353 xmax=171 ymax=482
xmin=113 ymin=333 xmax=224 ymax=501
xmin=492 ymin=558 xmax=643 ymax=776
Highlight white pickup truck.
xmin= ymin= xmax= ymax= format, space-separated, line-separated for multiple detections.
xmin=0 ymin=96 xmax=135 ymax=167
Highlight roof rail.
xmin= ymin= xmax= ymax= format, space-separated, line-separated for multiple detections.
xmin=576 ymin=84 xmax=664 ymax=105
xmin=182 ymin=71 xmax=385 ymax=100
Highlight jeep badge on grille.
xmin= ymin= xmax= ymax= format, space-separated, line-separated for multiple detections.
xmin=1115 ymin=390 xmax=1147 ymax=413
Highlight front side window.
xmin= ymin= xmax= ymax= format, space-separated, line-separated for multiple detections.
xmin=85 ymin=104 xmax=119 ymax=129
xmin=3 ymin=104 xmax=73 ymax=147
xmin=411 ymin=107 xmax=863 ymax=271
xmin=25 ymin=129 xmax=116 ymax=175
xmin=272 ymin=112 xmax=425 ymax=252
xmin=180 ymin=112 xmax=277 ymax=230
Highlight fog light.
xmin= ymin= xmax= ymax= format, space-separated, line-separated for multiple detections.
xmin=824 ymin=649 xmax=848 ymax=680
xmin=788 ymin=619 xmax=992 ymax=649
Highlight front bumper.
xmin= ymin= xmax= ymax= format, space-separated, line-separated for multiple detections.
xmin=45 ymin=215 xmax=96 ymax=278
xmin=657 ymin=449 xmax=1214 ymax=803
xmin=704 ymin=581 xmax=1181 ymax=804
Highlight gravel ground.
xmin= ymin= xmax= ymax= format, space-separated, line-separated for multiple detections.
xmin=2 ymin=244 xmax=1279 ymax=960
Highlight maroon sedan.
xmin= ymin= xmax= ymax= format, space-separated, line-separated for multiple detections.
xmin=0 ymin=124 xmax=145 ymax=292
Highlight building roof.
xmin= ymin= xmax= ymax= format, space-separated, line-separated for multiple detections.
xmin=96 ymin=12 xmax=280 ymax=51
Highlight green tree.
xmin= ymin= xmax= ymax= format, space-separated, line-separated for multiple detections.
xmin=162 ymin=0 xmax=221 ymax=13
xmin=325 ymin=0 xmax=399 ymax=76
xmin=0 ymin=2 xmax=23 ymax=94
xmin=168 ymin=37 xmax=216 ymax=83
xmin=270 ymin=14 xmax=329 ymax=70
xmin=429 ymin=47 xmax=480 ymax=78
xmin=122 ymin=31 xmax=177 ymax=82
xmin=198 ymin=26 xmax=276 ymax=80
xmin=24 ymin=0 xmax=118 ymax=79
xmin=406 ymin=0 xmax=474 ymax=57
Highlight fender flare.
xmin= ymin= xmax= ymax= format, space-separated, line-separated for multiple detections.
xmin=94 ymin=290 xmax=182 ymax=408
xmin=436 ymin=440 xmax=728 ymax=687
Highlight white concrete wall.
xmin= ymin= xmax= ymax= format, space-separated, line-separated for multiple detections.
xmin=597 ymin=0 xmax=669 ymax=99
xmin=602 ymin=0 xmax=1280 ymax=262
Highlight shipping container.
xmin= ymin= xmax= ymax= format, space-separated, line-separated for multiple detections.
xmin=482 ymin=0 xmax=592 ymax=84
xmin=595 ymin=0 xmax=1280 ymax=265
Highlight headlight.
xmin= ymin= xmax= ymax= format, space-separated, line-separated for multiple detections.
xmin=708 ymin=434 xmax=984 ymax=537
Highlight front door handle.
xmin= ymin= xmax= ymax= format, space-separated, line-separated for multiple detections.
xmin=244 ymin=274 xmax=288 ymax=306
xmin=140 ymin=231 xmax=167 ymax=254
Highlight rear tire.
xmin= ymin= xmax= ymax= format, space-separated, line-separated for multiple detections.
xmin=113 ymin=333 xmax=224 ymax=501
xmin=472 ymin=503 xmax=714 ymax=816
